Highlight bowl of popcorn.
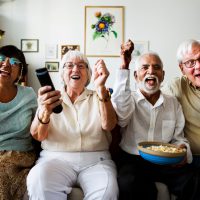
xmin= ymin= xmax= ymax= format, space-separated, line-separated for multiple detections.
xmin=137 ymin=141 xmax=186 ymax=165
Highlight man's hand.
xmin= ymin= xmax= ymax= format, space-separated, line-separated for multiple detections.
xmin=172 ymin=144 xmax=187 ymax=168
xmin=120 ymin=39 xmax=134 ymax=69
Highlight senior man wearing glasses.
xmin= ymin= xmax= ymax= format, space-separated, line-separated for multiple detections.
xmin=162 ymin=39 xmax=200 ymax=199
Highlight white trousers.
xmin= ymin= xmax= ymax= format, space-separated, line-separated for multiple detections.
xmin=27 ymin=150 xmax=118 ymax=200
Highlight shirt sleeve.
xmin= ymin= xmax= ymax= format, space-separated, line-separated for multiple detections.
xmin=111 ymin=69 xmax=135 ymax=128
xmin=161 ymin=77 xmax=182 ymax=99
xmin=30 ymin=88 xmax=38 ymax=117
xmin=170 ymin=99 xmax=192 ymax=163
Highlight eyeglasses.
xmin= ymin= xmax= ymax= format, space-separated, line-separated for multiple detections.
xmin=0 ymin=54 xmax=21 ymax=66
xmin=63 ymin=62 xmax=87 ymax=70
xmin=182 ymin=57 xmax=200 ymax=68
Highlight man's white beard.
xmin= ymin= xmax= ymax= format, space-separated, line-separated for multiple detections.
xmin=137 ymin=75 xmax=161 ymax=95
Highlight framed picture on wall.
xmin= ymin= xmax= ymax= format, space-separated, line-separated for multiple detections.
xmin=21 ymin=39 xmax=39 ymax=52
xmin=45 ymin=62 xmax=59 ymax=72
xmin=84 ymin=6 xmax=124 ymax=57
xmin=61 ymin=45 xmax=80 ymax=58
xmin=45 ymin=44 xmax=58 ymax=59
xmin=133 ymin=41 xmax=149 ymax=57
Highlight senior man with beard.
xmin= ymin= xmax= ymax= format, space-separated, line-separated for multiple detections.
xmin=111 ymin=40 xmax=193 ymax=200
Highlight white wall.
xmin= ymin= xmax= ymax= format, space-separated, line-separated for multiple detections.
xmin=0 ymin=0 xmax=200 ymax=92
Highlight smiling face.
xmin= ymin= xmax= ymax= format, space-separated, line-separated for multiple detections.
xmin=0 ymin=55 xmax=21 ymax=86
xmin=134 ymin=54 xmax=164 ymax=96
xmin=62 ymin=56 xmax=88 ymax=93
xmin=0 ymin=45 xmax=27 ymax=87
xmin=179 ymin=43 xmax=200 ymax=88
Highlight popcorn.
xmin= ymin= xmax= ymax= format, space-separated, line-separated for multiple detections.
xmin=145 ymin=145 xmax=186 ymax=153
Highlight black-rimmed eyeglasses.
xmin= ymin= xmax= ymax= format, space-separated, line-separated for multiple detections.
xmin=182 ymin=57 xmax=200 ymax=68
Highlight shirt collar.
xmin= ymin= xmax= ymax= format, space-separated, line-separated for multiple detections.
xmin=62 ymin=88 xmax=93 ymax=105
xmin=136 ymin=88 xmax=165 ymax=108
xmin=187 ymin=79 xmax=200 ymax=91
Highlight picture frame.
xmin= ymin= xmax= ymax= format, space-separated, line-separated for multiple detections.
xmin=21 ymin=39 xmax=39 ymax=52
xmin=133 ymin=41 xmax=149 ymax=57
xmin=45 ymin=44 xmax=58 ymax=59
xmin=61 ymin=45 xmax=80 ymax=58
xmin=84 ymin=6 xmax=124 ymax=57
xmin=45 ymin=62 xmax=59 ymax=72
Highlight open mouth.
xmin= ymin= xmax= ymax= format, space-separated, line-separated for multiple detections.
xmin=195 ymin=74 xmax=200 ymax=78
xmin=71 ymin=75 xmax=80 ymax=80
xmin=145 ymin=77 xmax=157 ymax=86
xmin=0 ymin=69 xmax=10 ymax=76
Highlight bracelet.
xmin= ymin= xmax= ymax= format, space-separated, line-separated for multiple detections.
xmin=98 ymin=89 xmax=111 ymax=102
xmin=37 ymin=111 xmax=50 ymax=124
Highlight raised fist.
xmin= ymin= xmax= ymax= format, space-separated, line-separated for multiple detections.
xmin=120 ymin=39 xmax=134 ymax=69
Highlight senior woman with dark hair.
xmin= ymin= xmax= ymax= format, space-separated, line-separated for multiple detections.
xmin=27 ymin=50 xmax=119 ymax=200
xmin=0 ymin=45 xmax=37 ymax=199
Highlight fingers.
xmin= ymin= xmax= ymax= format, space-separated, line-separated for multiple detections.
xmin=121 ymin=39 xmax=134 ymax=55
xmin=127 ymin=39 xmax=134 ymax=53
xmin=38 ymin=86 xmax=62 ymax=113
xmin=178 ymin=144 xmax=187 ymax=149
xmin=94 ymin=59 xmax=109 ymax=76
xmin=93 ymin=59 xmax=109 ymax=88
xmin=38 ymin=86 xmax=51 ymax=95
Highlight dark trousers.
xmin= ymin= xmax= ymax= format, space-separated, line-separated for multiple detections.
xmin=115 ymin=149 xmax=200 ymax=200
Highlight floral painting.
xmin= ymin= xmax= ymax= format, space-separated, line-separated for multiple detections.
xmin=85 ymin=6 xmax=124 ymax=57
xmin=91 ymin=12 xmax=117 ymax=43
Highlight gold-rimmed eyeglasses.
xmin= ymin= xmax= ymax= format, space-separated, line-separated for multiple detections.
xmin=63 ymin=62 xmax=87 ymax=69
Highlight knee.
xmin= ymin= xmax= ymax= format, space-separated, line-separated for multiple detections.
xmin=27 ymin=161 xmax=55 ymax=193
xmin=118 ymin=173 xmax=135 ymax=191
xmin=83 ymin=166 xmax=119 ymax=200
xmin=103 ymin=176 xmax=119 ymax=200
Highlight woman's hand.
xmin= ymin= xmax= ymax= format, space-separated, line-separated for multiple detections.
xmin=93 ymin=59 xmax=109 ymax=89
xmin=30 ymin=85 xmax=62 ymax=141
xmin=37 ymin=86 xmax=62 ymax=117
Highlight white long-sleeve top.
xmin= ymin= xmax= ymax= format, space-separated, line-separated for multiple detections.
xmin=111 ymin=69 xmax=192 ymax=163
xmin=41 ymin=88 xmax=112 ymax=152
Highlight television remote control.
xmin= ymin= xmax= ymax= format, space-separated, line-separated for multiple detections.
xmin=35 ymin=68 xmax=63 ymax=113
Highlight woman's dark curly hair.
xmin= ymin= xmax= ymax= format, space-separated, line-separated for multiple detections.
xmin=0 ymin=45 xmax=28 ymax=77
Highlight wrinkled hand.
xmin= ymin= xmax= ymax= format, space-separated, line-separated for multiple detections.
xmin=93 ymin=59 xmax=109 ymax=89
xmin=37 ymin=86 xmax=62 ymax=115
xmin=120 ymin=39 xmax=134 ymax=69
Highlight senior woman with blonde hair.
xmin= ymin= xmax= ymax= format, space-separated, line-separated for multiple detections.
xmin=27 ymin=50 xmax=119 ymax=200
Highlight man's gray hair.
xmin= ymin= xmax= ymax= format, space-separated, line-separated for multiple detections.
xmin=134 ymin=51 xmax=163 ymax=71
xmin=59 ymin=50 xmax=92 ymax=87
xmin=176 ymin=39 xmax=200 ymax=64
